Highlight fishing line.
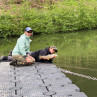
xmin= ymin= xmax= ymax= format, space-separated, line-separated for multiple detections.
xmin=60 ymin=68 xmax=97 ymax=81
xmin=60 ymin=65 xmax=97 ymax=71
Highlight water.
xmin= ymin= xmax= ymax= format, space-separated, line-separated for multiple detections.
xmin=0 ymin=29 xmax=97 ymax=97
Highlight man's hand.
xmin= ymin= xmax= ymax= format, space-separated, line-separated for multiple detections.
xmin=25 ymin=54 xmax=35 ymax=63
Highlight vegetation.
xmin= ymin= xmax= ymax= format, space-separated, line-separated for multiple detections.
xmin=0 ymin=0 xmax=97 ymax=37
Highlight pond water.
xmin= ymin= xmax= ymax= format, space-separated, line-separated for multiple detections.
xmin=0 ymin=29 xmax=97 ymax=97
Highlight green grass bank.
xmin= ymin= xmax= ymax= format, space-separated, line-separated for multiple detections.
xmin=0 ymin=0 xmax=97 ymax=37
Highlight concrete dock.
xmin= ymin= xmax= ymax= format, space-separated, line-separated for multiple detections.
xmin=0 ymin=62 xmax=87 ymax=97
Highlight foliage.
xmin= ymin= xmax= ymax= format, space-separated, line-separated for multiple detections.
xmin=0 ymin=0 xmax=97 ymax=37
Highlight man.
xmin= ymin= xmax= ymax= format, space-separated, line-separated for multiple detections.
xmin=28 ymin=46 xmax=58 ymax=63
xmin=0 ymin=46 xmax=58 ymax=64
xmin=10 ymin=27 xmax=35 ymax=66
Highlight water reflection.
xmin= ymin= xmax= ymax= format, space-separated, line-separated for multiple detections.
xmin=0 ymin=30 xmax=97 ymax=97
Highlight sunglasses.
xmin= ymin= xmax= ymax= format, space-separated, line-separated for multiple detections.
xmin=27 ymin=30 xmax=33 ymax=33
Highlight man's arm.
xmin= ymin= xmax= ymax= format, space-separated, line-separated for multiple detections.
xmin=18 ymin=38 xmax=27 ymax=56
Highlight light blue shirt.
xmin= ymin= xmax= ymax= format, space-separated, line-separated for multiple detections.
xmin=12 ymin=34 xmax=32 ymax=56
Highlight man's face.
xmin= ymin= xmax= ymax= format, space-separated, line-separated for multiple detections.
xmin=25 ymin=30 xmax=33 ymax=37
xmin=49 ymin=48 xmax=55 ymax=54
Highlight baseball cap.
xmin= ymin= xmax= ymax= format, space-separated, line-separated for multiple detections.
xmin=25 ymin=27 xmax=33 ymax=32
xmin=50 ymin=46 xmax=58 ymax=52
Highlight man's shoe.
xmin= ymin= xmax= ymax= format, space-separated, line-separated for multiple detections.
xmin=8 ymin=50 xmax=12 ymax=56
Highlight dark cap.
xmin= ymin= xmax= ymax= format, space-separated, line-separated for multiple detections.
xmin=50 ymin=46 xmax=58 ymax=52
xmin=25 ymin=27 xmax=32 ymax=32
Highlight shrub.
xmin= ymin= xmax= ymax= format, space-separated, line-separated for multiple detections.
xmin=0 ymin=0 xmax=97 ymax=37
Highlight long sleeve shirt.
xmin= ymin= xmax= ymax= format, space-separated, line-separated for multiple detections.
xmin=12 ymin=34 xmax=32 ymax=56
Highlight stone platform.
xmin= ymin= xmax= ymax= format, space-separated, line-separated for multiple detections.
xmin=0 ymin=62 xmax=87 ymax=97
